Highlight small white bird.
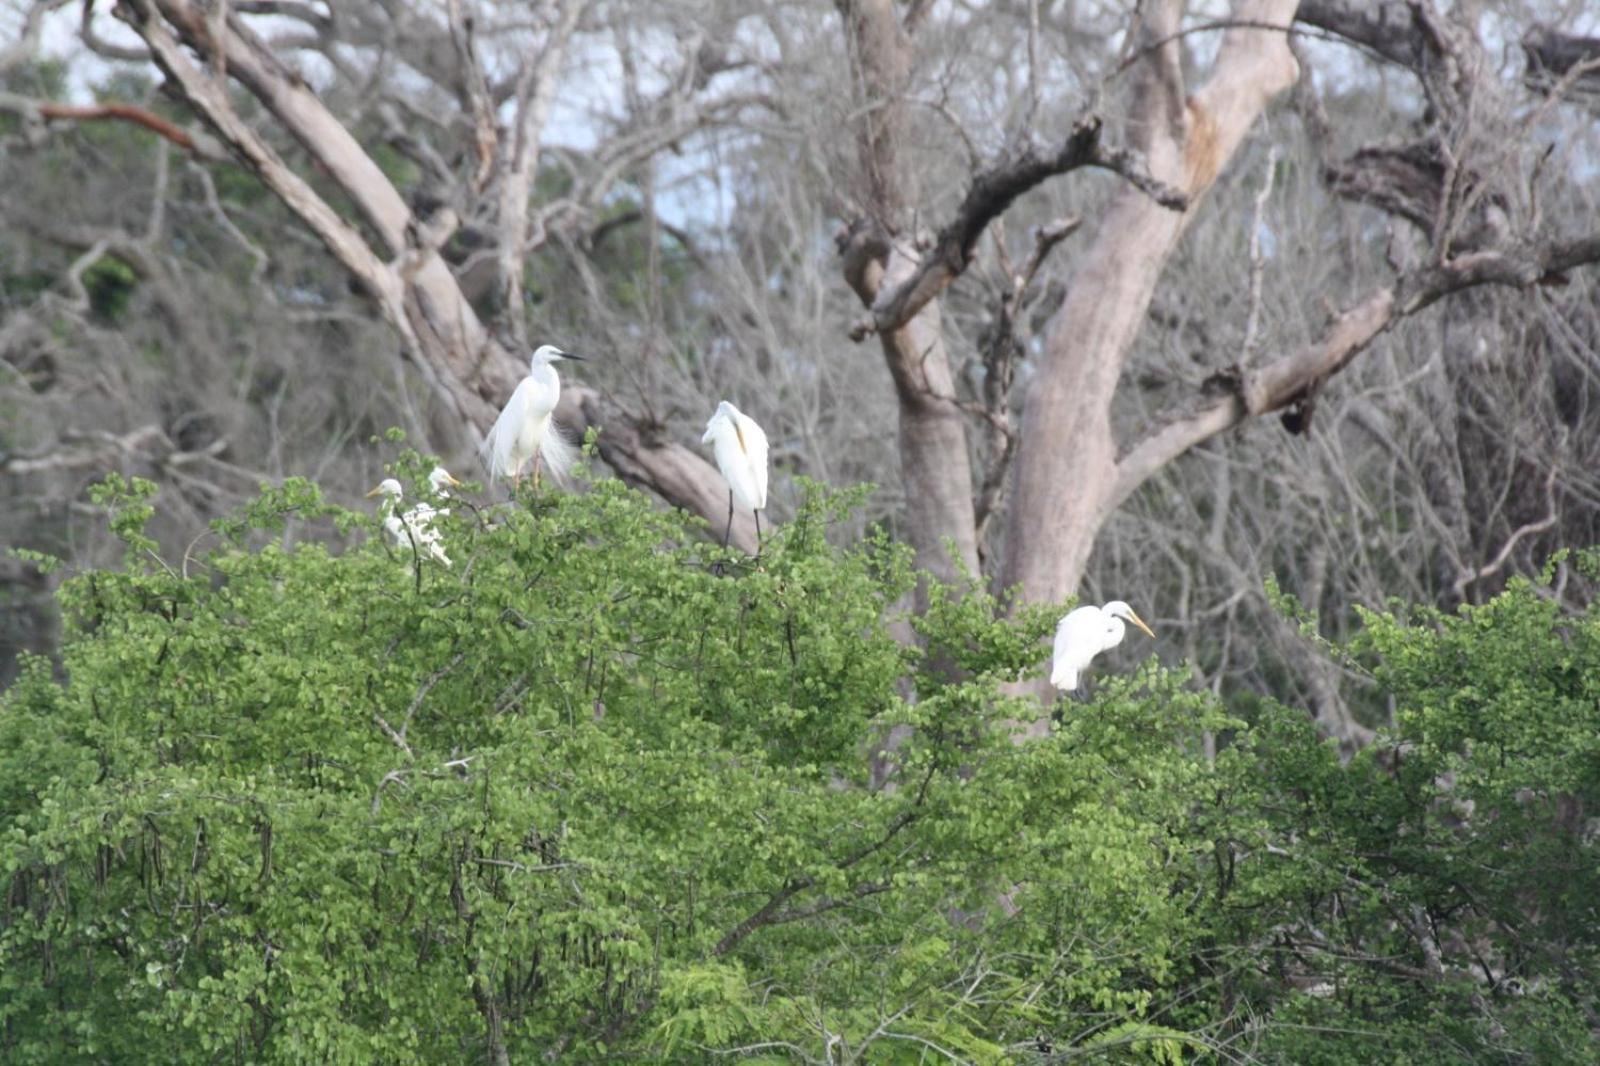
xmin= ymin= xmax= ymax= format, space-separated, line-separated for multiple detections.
xmin=402 ymin=465 xmax=462 ymax=536
xmin=481 ymin=344 xmax=587 ymax=488
xmin=702 ymin=400 xmax=769 ymax=547
xmin=1050 ymin=600 xmax=1155 ymax=691
xmin=366 ymin=469 xmax=461 ymax=567
xmin=425 ymin=465 xmax=462 ymax=496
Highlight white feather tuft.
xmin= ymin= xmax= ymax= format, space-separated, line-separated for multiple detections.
xmin=538 ymin=422 xmax=579 ymax=484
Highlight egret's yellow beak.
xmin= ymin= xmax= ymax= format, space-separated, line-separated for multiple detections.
xmin=364 ymin=485 xmax=383 ymax=498
xmin=441 ymin=472 xmax=463 ymax=488
xmin=1128 ymin=610 xmax=1156 ymax=639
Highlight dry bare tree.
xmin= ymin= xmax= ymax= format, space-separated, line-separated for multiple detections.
xmin=4 ymin=0 xmax=1600 ymax=742
xmin=820 ymin=0 xmax=1600 ymax=735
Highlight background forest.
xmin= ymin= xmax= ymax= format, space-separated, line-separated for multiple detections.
xmin=3 ymin=0 xmax=1600 ymax=1061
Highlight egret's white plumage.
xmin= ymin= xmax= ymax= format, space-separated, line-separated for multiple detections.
xmin=703 ymin=400 xmax=769 ymax=512
xmin=1050 ymin=600 xmax=1155 ymax=691
xmin=481 ymin=344 xmax=585 ymax=486
xmin=426 ymin=466 xmax=461 ymax=495
xmin=366 ymin=473 xmax=458 ymax=567
xmin=702 ymin=400 xmax=769 ymax=548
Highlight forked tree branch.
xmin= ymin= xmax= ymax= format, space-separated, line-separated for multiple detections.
xmin=116 ymin=0 xmax=413 ymax=336
xmin=848 ymin=116 xmax=1187 ymax=341
xmin=1109 ymin=233 xmax=1600 ymax=511
xmin=10 ymin=99 xmax=228 ymax=160
xmin=135 ymin=0 xmax=414 ymax=254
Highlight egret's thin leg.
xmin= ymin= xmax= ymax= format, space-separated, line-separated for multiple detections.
xmin=753 ymin=509 xmax=762 ymax=558
xmin=722 ymin=490 xmax=734 ymax=549
xmin=532 ymin=453 xmax=544 ymax=491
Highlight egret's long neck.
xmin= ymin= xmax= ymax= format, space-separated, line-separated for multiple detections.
xmin=531 ymin=361 xmax=561 ymax=402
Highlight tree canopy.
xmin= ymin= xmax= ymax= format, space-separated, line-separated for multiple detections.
xmin=3 ymin=468 xmax=1597 ymax=1061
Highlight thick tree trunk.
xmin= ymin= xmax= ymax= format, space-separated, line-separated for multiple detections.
xmin=1002 ymin=0 xmax=1302 ymax=607
xmin=837 ymin=0 xmax=980 ymax=588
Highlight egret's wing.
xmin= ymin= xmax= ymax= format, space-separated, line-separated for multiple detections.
xmin=481 ymin=380 xmax=536 ymax=482
xmin=712 ymin=421 xmax=761 ymax=512
xmin=1050 ymin=606 xmax=1102 ymax=690
xmin=735 ymin=411 xmax=770 ymax=510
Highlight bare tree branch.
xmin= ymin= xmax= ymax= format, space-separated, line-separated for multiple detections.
xmin=1453 ymin=467 xmax=1560 ymax=599
xmin=492 ymin=0 xmax=586 ymax=345
xmin=136 ymin=0 xmax=413 ymax=255
xmin=4 ymin=99 xmax=227 ymax=160
xmin=847 ymin=116 xmax=1186 ymax=342
xmin=1523 ymin=27 xmax=1600 ymax=96
xmin=1110 ymin=233 xmax=1600 ymax=511
xmin=0 ymin=0 xmax=73 ymax=74
xmin=1294 ymin=0 xmax=1443 ymax=73
xmin=558 ymin=387 xmax=759 ymax=555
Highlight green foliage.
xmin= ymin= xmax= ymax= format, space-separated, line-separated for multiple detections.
xmin=1232 ymin=576 xmax=1600 ymax=1063
xmin=82 ymin=256 xmax=139 ymax=322
xmin=3 ymin=471 xmax=1598 ymax=1061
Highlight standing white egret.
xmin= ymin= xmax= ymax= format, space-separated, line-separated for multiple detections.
xmin=365 ymin=474 xmax=456 ymax=567
xmin=481 ymin=344 xmax=586 ymax=488
xmin=1050 ymin=601 xmax=1155 ymax=691
xmin=702 ymin=400 xmax=769 ymax=548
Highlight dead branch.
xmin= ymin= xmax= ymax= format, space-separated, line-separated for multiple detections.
xmin=848 ymin=116 xmax=1186 ymax=342
xmin=0 ymin=0 xmax=73 ymax=75
xmin=1522 ymin=27 xmax=1600 ymax=96
xmin=1452 ymin=467 xmax=1560 ymax=600
xmin=1110 ymin=232 xmax=1600 ymax=511
xmin=557 ymin=387 xmax=759 ymax=555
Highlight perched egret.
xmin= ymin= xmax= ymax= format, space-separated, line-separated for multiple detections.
xmin=365 ymin=473 xmax=457 ymax=567
xmin=702 ymin=400 xmax=769 ymax=548
xmin=426 ymin=465 xmax=462 ymax=496
xmin=1050 ymin=601 xmax=1155 ymax=691
xmin=481 ymin=344 xmax=587 ymax=488
xmin=403 ymin=466 xmax=462 ymax=540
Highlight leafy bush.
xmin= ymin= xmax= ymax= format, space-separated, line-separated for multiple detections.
xmin=3 ymin=473 xmax=1598 ymax=1062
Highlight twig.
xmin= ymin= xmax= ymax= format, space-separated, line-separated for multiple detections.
xmin=1241 ymin=145 xmax=1278 ymax=360
xmin=1451 ymin=466 xmax=1560 ymax=598
xmin=400 ymin=651 xmax=467 ymax=743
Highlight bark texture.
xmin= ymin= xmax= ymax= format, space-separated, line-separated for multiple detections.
xmin=835 ymin=0 xmax=980 ymax=587
xmin=1001 ymin=0 xmax=1303 ymax=606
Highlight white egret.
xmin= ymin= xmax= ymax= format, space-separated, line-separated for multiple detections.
xmin=426 ymin=465 xmax=462 ymax=496
xmin=402 ymin=466 xmax=462 ymax=538
xmin=365 ymin=472 xmax=458 ymax=567
xmin=1050 ymin=601 xmax=1155 ymax=691
xmin=702 ymin=400 xmax=769 ymax=547
xmin=481 ymin=344 xmax=586 ymax=488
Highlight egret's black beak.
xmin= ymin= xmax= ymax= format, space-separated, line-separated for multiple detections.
xmin=561 ymin=352 xmax=588 ymax=362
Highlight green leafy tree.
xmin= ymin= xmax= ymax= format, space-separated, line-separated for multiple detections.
xmin=4 ymin=471 xmax=1599 ymax=1062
